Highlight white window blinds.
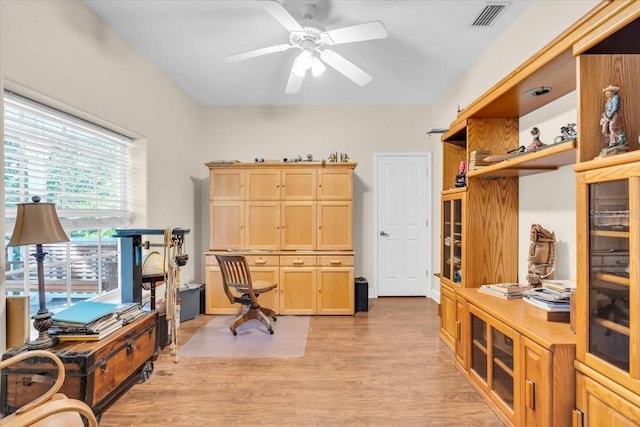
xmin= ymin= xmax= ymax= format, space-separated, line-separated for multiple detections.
xmin=4 ymin=91 xmax=132 ymax=232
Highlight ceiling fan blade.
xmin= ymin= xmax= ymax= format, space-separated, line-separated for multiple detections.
xmin=259 ymin=0 xmax=304 ymax=33
xmin=285 ymin=63 xmax=305 ymax=94
xmin=224 ymin=44 xmax=294 ymax=62
xmin=322 ymin=21 xmax=388 ymax=45
xmin=319 ymin=49 xmax=372 ymax=86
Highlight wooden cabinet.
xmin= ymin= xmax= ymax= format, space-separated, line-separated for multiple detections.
xmin=574 ymin=157 xmax=640 ymax=424
xmin=575 ymin=370 xmax=640 ymax=427
xmin=441 ymin=190 xmax=464 ymax=287
xmin=281 ymin=201 xmax=316 ymax=250
xmin=280 ymin=256 xmax=317 ymax=315
xmin=455 ymin=293 xmax=467 ymax=367
xmin=206 ymin=161 xmax=356 ymax=316
xmin=571 ymin=5 xmax=640 ymax=424
xmin=317 ymin=201 xmax=352 ymax=250
xmin=245 ymin=201 xmax=280 ymax=250
xmin=439 ymin=282 xmax=457 ymax=350
xmin=458 ymin=288 xmax=576 ymax=427
xmin=438 ymin=2 xmax=640 ymax=425
xmin=317 ymin=256 xmax=354 ymax=315
xmin=209 ymin=202 xmax=244 ymax=250
xmin=208 ymin=163 xmax=356 ymax=251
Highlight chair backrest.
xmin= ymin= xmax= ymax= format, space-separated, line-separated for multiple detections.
xmin=215 ymin=255 xmax=257 ymax=305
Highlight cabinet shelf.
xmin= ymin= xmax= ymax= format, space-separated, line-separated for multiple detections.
xmin=591 ymin=317 xmax=630 ymax=336
xmin=493 ymin=357 xmax=515 ymax=378
xmin=593 ymin=272 xmax=630 ymax=287
xmin=466 ymin=140 xmax=577 ymax=179
xmin=591 ymin=229 xmax=628 ymax=238
xmin=473 ymin=338 xmax=488 ymax=354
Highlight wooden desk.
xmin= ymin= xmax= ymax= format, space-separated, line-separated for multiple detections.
xmin=1 ymin=311 xmax=158 ymax=419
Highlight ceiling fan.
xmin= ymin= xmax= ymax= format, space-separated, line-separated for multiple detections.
xmin=224 ymin=0 xmax=388 ymax=94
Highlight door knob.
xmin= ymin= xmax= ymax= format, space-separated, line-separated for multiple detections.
xmin=379 ymin=231 xmax=389 ymax=236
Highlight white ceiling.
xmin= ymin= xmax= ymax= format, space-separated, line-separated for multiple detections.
xmin=84 ymin=0 xmax=531 ymax=107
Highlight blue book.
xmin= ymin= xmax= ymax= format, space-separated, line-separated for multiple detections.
xmin=52 ymin=301 xmax=118 ymax=325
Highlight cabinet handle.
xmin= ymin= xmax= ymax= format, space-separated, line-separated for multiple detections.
xmin=526 ymin=379 xmax=535 ymax=410
xmin=254 ymin=259 xmax=266 ymax=265
xmin=330 ymin=259 xmax=342 ymax=265
xmin=456 ymin=321 xmax=461 ymax=341
xmin=293 ymin=260 xmax=304 ymax=265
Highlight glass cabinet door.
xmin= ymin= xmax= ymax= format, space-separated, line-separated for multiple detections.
xmin=492 ymin=328 xmax=515 ymax=409
xmin=453 ymin=198 xmax=462 ymax=284
xmin=587 ymin=178 xmax=631 ymax=372
xmin=471 ymin=313 xmax=488 ymax=382
xmin=441 ymin=191 xmax=464 ymax=286
xmin=469 ymin=307 xmax=516 ymax=414
xmin=442 ymin=199 xmax=453 ymax=282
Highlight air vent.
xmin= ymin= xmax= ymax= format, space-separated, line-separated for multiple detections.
xmin=471 ymin=2 xmax=510 ymax=27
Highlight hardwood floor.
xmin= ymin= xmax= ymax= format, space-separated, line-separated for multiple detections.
xmin=99 ymin=297 xmax=503 ymax=426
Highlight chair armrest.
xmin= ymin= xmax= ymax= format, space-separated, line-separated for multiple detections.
xmin=0 ymin=350 xmax=66 ymax=415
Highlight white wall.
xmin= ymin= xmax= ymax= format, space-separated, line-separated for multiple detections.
xmin=0 ymin=0 xmax=204 ymax=349
xmin=198 ymin=105 xmax=433 ymax=294
xmin=429 ymin=0 xmax=599 ymax=299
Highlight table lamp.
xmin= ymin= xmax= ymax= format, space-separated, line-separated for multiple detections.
xmin=7 ymin=196 xmax=69 ymax=349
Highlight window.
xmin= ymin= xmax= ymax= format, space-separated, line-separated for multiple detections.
xmin=4 ymin=91 xmax=131 ymax=315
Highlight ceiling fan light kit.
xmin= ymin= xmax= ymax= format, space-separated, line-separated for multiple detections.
xmin=224 ymin=0 xmax=388 ymax=94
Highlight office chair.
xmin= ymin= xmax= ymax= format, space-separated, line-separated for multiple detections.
xmin=215 ymin=254 xmax=277 ymax=335
xmin=0 ymin=350 xmax=98 ymax=427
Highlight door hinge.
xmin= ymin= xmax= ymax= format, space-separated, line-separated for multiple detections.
xmin=426 ymin=219 xmax=429 ymax=227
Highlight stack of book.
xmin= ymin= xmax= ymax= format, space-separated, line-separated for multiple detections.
xmin=49 ymin=301 xmax=125 ymax=341
xmin=114 ymin=302 xmax=145 ymax=325
xmin=523 ymin=286 xmax=573 ymax=322
xmin=478 ymin=283 xmax=531 ymax=299
xmin=540 ymin=279 xmax=576 ymax=293
xmin=469 ymin=150 xmax=492 ymax=171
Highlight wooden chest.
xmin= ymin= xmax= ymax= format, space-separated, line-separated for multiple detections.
xmin=1 ymin=311 xmax=158 ymax=418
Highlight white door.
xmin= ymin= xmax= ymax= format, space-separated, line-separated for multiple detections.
xmin=376 ymin=154 xmax=431 ymax=296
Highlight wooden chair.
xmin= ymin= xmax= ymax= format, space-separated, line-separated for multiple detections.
xmin=0 ymin=350 xmax=98 ymax=427
xmin=215 ymin=254 xmax=277 ymax=335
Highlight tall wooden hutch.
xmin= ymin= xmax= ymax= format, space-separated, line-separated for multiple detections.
xmin=437 ymin=1 xmax=640 ymax=425
xmin=205 ymin=161 xmax=356 ymax=316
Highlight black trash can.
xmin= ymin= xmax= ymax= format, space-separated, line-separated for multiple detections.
xmin=355 ymin=277 xmax=368 ymax=312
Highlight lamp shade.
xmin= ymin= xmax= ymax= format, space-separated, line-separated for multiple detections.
xmin=7 ymin=196 xmax=69 ymax=246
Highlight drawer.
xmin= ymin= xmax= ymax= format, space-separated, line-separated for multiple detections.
xmin=245 ymin=255 xmax=279 ymax=267
xmin=205 ymin=253 xmax=220 ymax=266
xmin=280 ymin=255 xmax=316 ymax=267
xmin=318 ymin=255 xmax=353 ymax=267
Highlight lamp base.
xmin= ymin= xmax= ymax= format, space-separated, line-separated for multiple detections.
xmin=28 ymin=310 xmax=59 ymax=350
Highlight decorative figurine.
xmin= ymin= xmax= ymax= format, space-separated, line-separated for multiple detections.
xmin=554 ymin=123 xmax=577 ymax=144
xmin=525 ymin=127 xmax=545 ymax=152
xmin=454 ymin=160 xmax=466 ymax=188
xmin=340 ymin=153 xmax=350 ymax=162
xmin=597 ymin=84 xmax=627 ymax=158
xmin=527 ymin=224 xmax=556 ymax=287
xmin=307 ymin=153 xmax=313 ymax=161
xmin=329 ymin=152 xmax=338 ymax=162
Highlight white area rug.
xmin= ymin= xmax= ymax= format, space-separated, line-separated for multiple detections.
xmin=179 ymin=315 xmax=310 ymax=358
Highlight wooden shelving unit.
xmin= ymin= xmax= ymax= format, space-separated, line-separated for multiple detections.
xmin=466 ymin=140 xmax=577 ymax=178
xmin=437 ymin=1 xmax=640 ymax=426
